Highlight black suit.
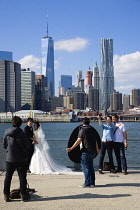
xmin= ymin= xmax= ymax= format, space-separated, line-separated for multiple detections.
xmin=24 ymin=125 xmax=34 ymax=170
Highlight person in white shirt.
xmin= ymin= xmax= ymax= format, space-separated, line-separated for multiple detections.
xmin=112 ymin=114 xmax=128 ymax=175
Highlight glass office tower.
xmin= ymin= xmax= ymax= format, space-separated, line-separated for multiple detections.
xmin=59 ymin=75 xmax=72 ymax=96
xmin=41 ymin=33 xmax=54 ymax=97
xmin=100 ymin=39 xmax=114 ymax=111
xmin=0 ymin=51 xmax=13 ymax=61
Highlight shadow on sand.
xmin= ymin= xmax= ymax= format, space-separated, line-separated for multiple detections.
xmin=29 ymin=192 xmax=131 ymax=202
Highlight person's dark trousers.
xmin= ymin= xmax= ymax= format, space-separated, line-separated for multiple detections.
xmin=27 ymin=144 xmax=34 ymax=170
xmin=99 ymin=142 xmax=115 ymax=170
xmin=4 ymin=161 xmax=27 ymax=196
xmin=81 ymin=152 xmax=95 ymax=186
xmin=113 ymin=142 xmax=122 ymax=171
xmin=118 ymin=142 xmax=127 ymax=171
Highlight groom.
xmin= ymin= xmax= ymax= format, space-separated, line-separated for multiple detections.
xmin=24 ymin=118 xmax=34 ymax=171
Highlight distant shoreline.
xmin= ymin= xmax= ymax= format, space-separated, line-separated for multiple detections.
xmin=0 ymin=120 xmax=140 ymax=123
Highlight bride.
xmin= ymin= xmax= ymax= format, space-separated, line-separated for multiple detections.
xmin=29 ymin=122 xmax=74 ymax=175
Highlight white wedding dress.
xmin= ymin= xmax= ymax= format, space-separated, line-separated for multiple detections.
xmin=29 ymin=126 xmax=76 ymax=175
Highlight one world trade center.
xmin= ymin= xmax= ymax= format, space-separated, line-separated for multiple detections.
xmin=41 ymin=19 xmax=55 ymax=97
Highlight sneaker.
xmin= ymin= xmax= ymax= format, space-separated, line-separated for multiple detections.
xmin=79 ymin=185 xmax=91 ymax=188
xmin=99 ymin=169 xmax=104 ymax=174
xmin=4 ymin=194 xmax=11 ymax=202
xmin=21 ymin=194 xmax=29 ymax=202
xmin=90 ymin=185 xmax=95 ymax=188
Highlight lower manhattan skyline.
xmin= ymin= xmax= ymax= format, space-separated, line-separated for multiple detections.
xmin=0 ymin=0 xmax=140 ymax=96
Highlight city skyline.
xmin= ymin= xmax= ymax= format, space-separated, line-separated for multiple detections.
xmin=1 ymin=0 xmax=140 ymax=96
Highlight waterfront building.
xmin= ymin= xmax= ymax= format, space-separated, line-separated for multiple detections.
xmin=0 ymin=60 xmax=21 ymax=112
xmin=88 ymin=86 xmax=99 ymax=111
xmin=132 ymin=89 xmax=140 ymax=107
xmin=35 ymin=75 xmax=46 ymax=111
xmin=59 ymin=75 xmax=72 ymax=96
xmin=21 ymin=68 xmax=35 ymax=110
xmin=41 ymin=19 xmax=54 ymax=97
xmin=123 ymin=94 xmax=130 ymax=111
xmin=0 ymin=51 xmax=13 ymax=61
xmin=92 ymin=62 xmax=100 ymax=90
xmin=100 ymin=39 xmax=114 ymax=111
xmin=110 ymin=91 xmax=122 ymax=111
xmin=73 ymin=91 xmax=86 ymax=110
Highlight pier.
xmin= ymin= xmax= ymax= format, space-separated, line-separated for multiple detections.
xmin=0 ymin=138 xmax=140 ymax=209
xmin=0 ymin=170 xmax=140 ymax=210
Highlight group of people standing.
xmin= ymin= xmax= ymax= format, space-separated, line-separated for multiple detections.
xmin=3 ymin=114 xmax=128 ymax=202
xmin=98 ymin=114 xmax=128 ymax=175
xmin=66 ymin=114 xmax=128 ymax=188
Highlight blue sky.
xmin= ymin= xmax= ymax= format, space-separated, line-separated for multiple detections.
xmin=0 ymin=0 xmax=140 ymax=96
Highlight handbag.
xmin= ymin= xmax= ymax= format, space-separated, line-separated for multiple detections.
xmin=103 ymin=162 xmax=110 ymax=171
xmin=10 ymin=183 xmax=35 ymax=199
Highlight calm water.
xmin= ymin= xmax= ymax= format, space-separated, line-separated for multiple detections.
xmin=0 ymin=122 xmax=140 ymax=169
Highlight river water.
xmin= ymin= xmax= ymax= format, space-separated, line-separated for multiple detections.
xmin=0 ymin=122 xmax=140 ymax=169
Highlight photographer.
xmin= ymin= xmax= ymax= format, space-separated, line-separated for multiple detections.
xmin=3 ymin=116 xmax=30 ymax=202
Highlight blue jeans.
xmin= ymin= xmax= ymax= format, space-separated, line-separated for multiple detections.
xmin=4 ymin=161 xmax=27 ymax=195
xmin=113 ymin=142 xmax=127 ymax=171
xmin=81 ymin=152 xmax=95 ymax=186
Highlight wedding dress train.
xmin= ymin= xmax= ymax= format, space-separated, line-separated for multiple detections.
xmin=29 ymin=126 xmax=78 ymax=175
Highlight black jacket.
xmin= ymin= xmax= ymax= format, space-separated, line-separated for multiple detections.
xmin=24 ymin=125 xmax=34 ymax=148
xmin=3 ymin=127 xmax=30 ymax=162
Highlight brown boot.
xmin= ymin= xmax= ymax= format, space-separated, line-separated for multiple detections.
xmin=4 ymin=194 xmax=11 ymax=202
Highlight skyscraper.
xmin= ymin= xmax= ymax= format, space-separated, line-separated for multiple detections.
xmin=132 ymin=89 xmax=140 ymax=107
xmin=92 ymin=62 xmax=100 ymax=90
xmin=88 ymin=86 xmax=99 ymax=111
xmin=123 ymin=94 xmax=130 ymax=111
xmin=76 ymin=70 xmax=82 ymax=86
xmin=73 ymin=91 xmax=86 ymax=110
xmin=35 ymin=75 xmax=46 ymax=111
xmin=41 ymin=18 xmax=54 ymax=97
xmin=85 ymin=70 xmax=92 ymax=94
xmin=100 ymin=39 xmax=114 ymax=111
xmin=0 ymin=51 xmax=13 ymax=61
xmin=0 ymin=60 xmax=21 ymax=112
xmin=21 ymin=68 xmax=35 ymax=110
xmin=59 ymin=75 xmax=72 ymax=96
xmin=110 ymin=91 xmax=122 ymax=111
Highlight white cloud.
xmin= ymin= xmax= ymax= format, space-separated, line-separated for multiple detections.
xmin=54 ymin=36 xmax=89 ymax=52
xmin=18 ymin=54 xmax=63 ymax=75
xmin=114 ymin=51 xmax=140 ymax=93
xmin=115 ymin=85 xmax=135 ymax=93
xmin=18 ymin=55 xmax=41 ymax=75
